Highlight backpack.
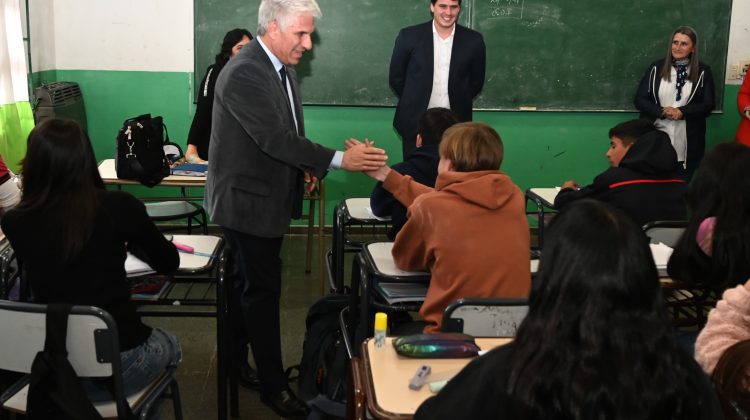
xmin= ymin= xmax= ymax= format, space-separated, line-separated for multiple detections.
xmin=298 ymin=294 xmax=353 ymax=419
xmin=26 ymin=304 xmax=104 ymax=420
xmin=115 ymin=114 xmax=171 ymax=187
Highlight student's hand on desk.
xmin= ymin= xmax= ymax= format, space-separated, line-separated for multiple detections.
xmin=304 ymin=172 xmax=318 ymax=194
xmin=341 ymin=143 xmax=387 ymax=171
xmin=561 ymin=180 xmax=579 ymax=190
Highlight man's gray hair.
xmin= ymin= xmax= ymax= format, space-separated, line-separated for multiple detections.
xmin=257 ymin=0 xmax=322 ymax=36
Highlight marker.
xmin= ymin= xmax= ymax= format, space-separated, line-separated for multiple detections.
xmin=173 ymin=242 xmax=194 ymax=253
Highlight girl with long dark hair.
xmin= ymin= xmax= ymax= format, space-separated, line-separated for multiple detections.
xmin=1 ymin=118 xmax=181 ymax=403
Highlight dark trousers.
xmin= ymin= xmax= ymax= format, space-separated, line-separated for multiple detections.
xmin=400 ymin=129 xmax=417 ymax=160
xmin=222 ymin=227 xmax=286 ymax=395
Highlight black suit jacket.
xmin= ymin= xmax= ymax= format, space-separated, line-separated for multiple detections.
xmin=204 ymin=39 xmax=335 ymax=237
xmin=389 ymin=21 xmax=486 ymax=143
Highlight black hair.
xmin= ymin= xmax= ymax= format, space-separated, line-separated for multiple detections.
xmin=608 ymin=119 xmax=657 ymax=146
xmin=214 ymin=28 xmax=253 ymax=67
xmin=712 ymin=339 xmax=750 ymax=419
xmin=16 ymin=118 xmax=104 ymax=262
xmin=431 ymin=0 xmax=462 ymax=5
xmin=506 ymin=199 xmax=707 ymax=419
xmin=667 ymin=142 xmax=750 ymax=289
xmin=417 ymin=107 xmax=460 ymax=146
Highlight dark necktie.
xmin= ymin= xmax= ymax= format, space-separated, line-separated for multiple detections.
xmin=279 ymin=66 xmax=289 ymax=96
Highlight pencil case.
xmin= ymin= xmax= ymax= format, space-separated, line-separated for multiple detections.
xmin=392 ymin=333 xmax=480 ymax=358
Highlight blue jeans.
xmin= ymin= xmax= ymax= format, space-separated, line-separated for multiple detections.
xmin=86 ymin=327 xmax=182 ymax=402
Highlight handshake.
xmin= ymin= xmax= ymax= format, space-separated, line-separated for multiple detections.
xmin=342 ymin=138 xmax=392 ymax=182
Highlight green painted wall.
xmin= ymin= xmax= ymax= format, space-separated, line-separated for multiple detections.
xmin=31 ymin=69 xmax=742 ymax=225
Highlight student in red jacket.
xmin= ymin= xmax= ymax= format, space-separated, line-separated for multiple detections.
xmin=736 ymin=75 xmax=750 ymax=146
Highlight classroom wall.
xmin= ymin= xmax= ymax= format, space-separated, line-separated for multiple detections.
xmin=25 ymin=1 xmax=749 ymax=225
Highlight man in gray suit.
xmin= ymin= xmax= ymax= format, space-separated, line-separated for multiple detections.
xmin=205 ymin=0 xmax=387 ymax=416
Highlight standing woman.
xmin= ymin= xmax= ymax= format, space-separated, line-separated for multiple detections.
xmin=736 ymin=73 xmax=750 ymax=146
xmin=1 ymin=119 xmax=181 ymax=403
xmin=635 ymin=26 xmax=715 ymax=179
xmin=185 ymin=28 xmax=252 ymax=163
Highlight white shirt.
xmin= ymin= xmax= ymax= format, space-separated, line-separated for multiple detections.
xmin=257 ymin=38 xmax=343 ymax=169
xmin=427 ymin=22 xmax=455 ymax=110
xmin=655 ymin=66 xmax=692 ymax=165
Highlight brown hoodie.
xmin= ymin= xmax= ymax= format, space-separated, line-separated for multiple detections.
xmin=384 ymin=169 xmax=531 ymax=333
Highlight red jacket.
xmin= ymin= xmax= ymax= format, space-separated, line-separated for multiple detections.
xmin=385 ymin=169 xmax=531 ymax=333
xmin=737 ymin=76 xmax=750 ymax=146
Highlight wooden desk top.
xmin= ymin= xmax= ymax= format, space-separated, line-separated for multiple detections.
xmin=98 ymin=159 xmax=206 ymax=187
xmin=361 ymin=337 xmax=512 ymax=418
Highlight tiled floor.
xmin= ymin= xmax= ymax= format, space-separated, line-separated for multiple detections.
xmin=148 ymin=234 xmax=336 ymax=419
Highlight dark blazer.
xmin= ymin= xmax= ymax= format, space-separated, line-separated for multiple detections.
xmin=389 ymin=21 xmax=486 ymax=143
xmin=634 ymin=59 xmax=715 ymax=172
xmin=204 ymin=39 xmax=335 ymax=237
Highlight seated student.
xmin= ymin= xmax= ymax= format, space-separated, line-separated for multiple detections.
xmin=366 ymin=122 xmax=531 ymax=333
xmin=1 ymin=119 xmax=181 ymax=405
xmin=695 ymin=280 xmax=750 ymax=419
xmin=554 ymin=118 xmax=687 ymax=227
xmin=415 ymin=200 xmax=723 ymax=420
xmin=370 ymin=107 xmax=459 ymax=239
xmin=668 ymin=142 xmax=750 ymax=290
xmin=0 ymin=153 xmax=20 ymax=217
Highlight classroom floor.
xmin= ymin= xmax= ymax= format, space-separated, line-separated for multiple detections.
xmin=149 ymin=233 xmax=341 ymax=420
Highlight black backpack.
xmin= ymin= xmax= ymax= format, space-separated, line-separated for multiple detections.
xmin=26 ymin=304 xmax=104 ymax=420
xmin=298 ymin=294 xmax=353 ymax=419
xmin=115 ymin=114 xmax=171 ymax=187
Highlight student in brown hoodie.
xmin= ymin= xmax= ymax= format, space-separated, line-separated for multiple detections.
xmin=365 ymin=122 xmax=531 ymax=332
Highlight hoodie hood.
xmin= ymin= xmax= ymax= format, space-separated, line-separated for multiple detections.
xmin=434 ymin=170 xmax=517 ymax=210
xmin=619 ymin=130 xmax=681 ymax=175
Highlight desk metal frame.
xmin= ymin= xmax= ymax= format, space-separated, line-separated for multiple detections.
xmin=331 ymin=198 xmax=391 ymax=293
xmin=525 ymin=188 xmax=558 ymax=250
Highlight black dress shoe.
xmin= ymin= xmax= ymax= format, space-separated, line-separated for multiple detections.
xmin=239 ymin=363 xmax=260 ymax=390
xmin=260 ymin=389 xmax=310 ymax=419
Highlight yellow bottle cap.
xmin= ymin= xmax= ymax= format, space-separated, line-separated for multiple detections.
xmin=374 ymin=312 xmax=388 ymax=331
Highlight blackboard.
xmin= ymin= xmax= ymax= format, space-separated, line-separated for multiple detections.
xmin=195 ymin=0 xmax=731 ymax=111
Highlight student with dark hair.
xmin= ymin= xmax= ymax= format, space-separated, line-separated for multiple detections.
xmin=186 ymin=28 xmax=253 ymax=163
xmin=1 ymin=118 xmax=181 ymax=403
xmin=695 ymin=279 xmax=750 ymax=419
xmin=370 ymin=107 xmax=459 ymax=239
xmin=365 ymin=122 xmax=530 ymax=333
xmin=415 ymin=199 xmax=723 ymax=420
xmin=555 ymin=118 xmax=687 ymax=226
xmin=667 ymin=142 xmax=750 ymax=289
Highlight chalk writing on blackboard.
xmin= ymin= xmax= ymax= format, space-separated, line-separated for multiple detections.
xmin=488 ymin=0 xmax=524 ymax=19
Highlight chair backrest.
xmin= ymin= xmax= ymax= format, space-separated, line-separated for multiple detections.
xmin=642 ymin=220 xmax=688 ymax=248
xmin=0 ymin=300 xmax=119 ymax=377
xmin=442 ymin=298 xmax=529 ymax=337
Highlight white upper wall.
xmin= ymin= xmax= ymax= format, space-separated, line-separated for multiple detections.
xmin=26 ymin=0 xmax=748 ymax=81
xmin=727 ymin=0 xmax=750 ymax=84
xmin=29 ymin=0 xmax=192 ymax=72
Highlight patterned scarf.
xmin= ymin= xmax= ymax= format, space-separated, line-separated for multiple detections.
xmin=673 ymin=58 xmax=689 ymax=101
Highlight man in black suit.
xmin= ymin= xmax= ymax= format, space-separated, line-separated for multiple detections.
xmin=389 ymin=0 xmax=486 ymax=159
xmin=204 ymin=0 xmax=387 ymax=416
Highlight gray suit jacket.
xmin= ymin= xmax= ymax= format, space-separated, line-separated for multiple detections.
xmin=204 ymin=40 xmax=336 ymax=237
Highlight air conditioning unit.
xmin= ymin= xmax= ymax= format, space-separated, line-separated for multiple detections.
xmin=34 ymin=82 xmax=88 ymax=132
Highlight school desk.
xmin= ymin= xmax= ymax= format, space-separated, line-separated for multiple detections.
xmin=525 ymin=187 xmax=559 ymax=249
xmin=352 ymin=336 xmax=512 ymax=419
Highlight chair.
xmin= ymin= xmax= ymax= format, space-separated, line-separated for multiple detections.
xmin=441 ymin=298 xmax=529 ymax=337
xmin=642 ymin=220 xmax=687 ymax=247
xmin=0 ymin=301 xmax=183 ymax=419
xmin=145 ymin=143 xmax=207 ymax=234
xmin=302 ymin=179 xmax=326 ymax=291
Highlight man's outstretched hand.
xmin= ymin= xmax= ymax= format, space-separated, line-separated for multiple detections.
xmin=341 ymin=143 xmax=388 ymax=171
